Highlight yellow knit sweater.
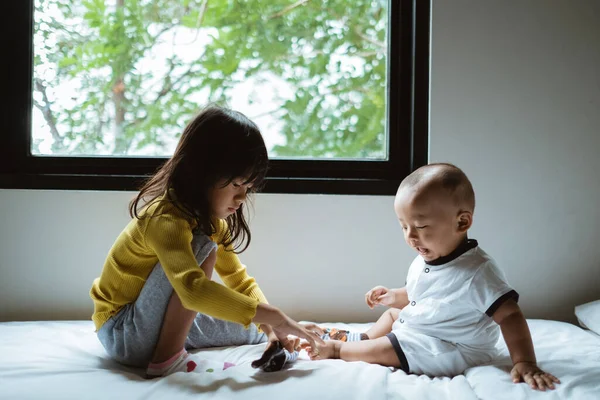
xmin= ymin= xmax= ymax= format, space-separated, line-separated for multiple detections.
xmin=90 ymin=198 xmax=267 ymax=331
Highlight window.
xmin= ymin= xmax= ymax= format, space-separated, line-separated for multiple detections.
xmin=1 ymin=0 xmax=430 ymax=195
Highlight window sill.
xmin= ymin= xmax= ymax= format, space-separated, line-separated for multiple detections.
xmin=0 ymin=173 xmax=400 ymax=195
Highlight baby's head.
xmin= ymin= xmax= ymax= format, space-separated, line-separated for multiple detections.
xmin=394 ymin=163 xmax=475 ymax=262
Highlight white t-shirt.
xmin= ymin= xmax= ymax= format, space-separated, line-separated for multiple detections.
xmin=393 ymin=239 xmax=518 ymax=357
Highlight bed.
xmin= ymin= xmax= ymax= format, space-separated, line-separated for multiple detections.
xmin=1 ymin=319 xmax=599 ymax=399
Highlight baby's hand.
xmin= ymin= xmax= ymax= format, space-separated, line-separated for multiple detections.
xmin=365 ymin=286 xmax=394 ymax=309
xmin=511 ymin=362 xmax=560 ymax=391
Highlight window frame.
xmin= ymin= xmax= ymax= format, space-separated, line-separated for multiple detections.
xmin=1 ymin=0 xmax=430 ymax=195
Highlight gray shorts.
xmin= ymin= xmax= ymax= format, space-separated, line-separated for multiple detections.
xmin=97 ymin=233 xmax=266 ymax=368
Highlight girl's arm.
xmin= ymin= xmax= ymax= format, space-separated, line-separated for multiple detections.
xmin=211 ymin=219 xmax=268 ymax=303
xmin=146 ymin=216 xmax=260 ymax=327
xmin=213 ymin=243 xmax=268 ymax=303
xmin=147 ymin=216 xmax=323 ymax=349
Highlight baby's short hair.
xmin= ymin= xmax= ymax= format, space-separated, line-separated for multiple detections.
xmin=400 ymin=163 xmax=475 ymax=212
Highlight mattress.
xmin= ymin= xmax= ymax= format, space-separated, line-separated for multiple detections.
xmin=1 ymin=319 xmax=599 ymax=399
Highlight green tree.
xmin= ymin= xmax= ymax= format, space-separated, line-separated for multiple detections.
xmin=33 ymin=0 xmax=388 ymax=158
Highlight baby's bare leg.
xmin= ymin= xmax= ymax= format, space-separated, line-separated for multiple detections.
xmin=310 ymin=337 xmax=401 ymax=368
xmin=365 ymin=308 xmax=401 ymax=340
xmin=150 ymin=249 xmax=216 ymax=363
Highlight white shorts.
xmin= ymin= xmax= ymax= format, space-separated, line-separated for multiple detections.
xmin=386 ymin=329 xmax=470 ymax=377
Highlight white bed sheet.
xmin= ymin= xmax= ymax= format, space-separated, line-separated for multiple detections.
xmin=0 ymin=319 xmax=598 ymax=400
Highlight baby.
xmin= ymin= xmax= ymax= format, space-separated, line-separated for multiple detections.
xmin=306 ymin=163 xmax=559 ymax=391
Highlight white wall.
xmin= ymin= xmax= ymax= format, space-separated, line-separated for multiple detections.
xmin=429 ymin=0 xmax=600 ymax=322
xmin=1 ymin=0 xmax=599 ymax=324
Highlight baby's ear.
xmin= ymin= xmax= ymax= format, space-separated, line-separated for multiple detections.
xmin=457 ymin=211 xmax=473 ymax=232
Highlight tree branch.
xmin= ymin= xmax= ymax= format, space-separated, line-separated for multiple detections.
xmin=269 ymin=0 xmax=310 ymax=20
xmin=125 ymin=62 xmax=199 ymax=130
xmin=169 ymin=63 xmax=197 ymax=91
xmin=353 ymin=27 xmax=386 ymax=49
xmin=95 ymin=102 xmax=107 ymax=144
xmin=324 ymin=6 xmax=386 ymax=50
xmin=156 ymin=58 xmax=178 ymax=98
xmin=136 ymin=22 xmax=179 ymax=58
xmin=137 ymin=3 xmax=205 ymax=59
xmin=249 ymin=107 xmax=287 ymax=120
xmin=152 ymin=61 xmax=198 ymax=104
xmin=198 ymin=0 xmax=209 ymax=28
xmin=176 ymin=0 xmax=209 ymax=46
xmin=354 ymin=51 xmax=379 ymax=58
xmin=48 ymin=22 xmax=88 ymax=43
xmin=33 ymin=78 xmax=62 ymax=143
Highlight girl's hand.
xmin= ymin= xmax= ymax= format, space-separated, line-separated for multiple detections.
xmin=300 ymin=323 xmax=325 ymax=337
xmin=272 ymin=314 xmax=325 ymax=351
xmin=254 ymin=304 xmax=325 ymax=350
xmin=511 ymin=362 xmax=560 ymax=391
xmin=260 ymin=324 xmax=289 ymax=349
xmin=365 ymin=286 xmax=394 ymax=309
xmin=267 ymin=331 xmax=281 ymax=345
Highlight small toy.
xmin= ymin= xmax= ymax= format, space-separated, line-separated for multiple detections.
xmin=251 ymin=337 xmax=301 ymax=372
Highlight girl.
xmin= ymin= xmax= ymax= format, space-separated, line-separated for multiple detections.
xmin=90 ymin=105 xmax=322 ymax=378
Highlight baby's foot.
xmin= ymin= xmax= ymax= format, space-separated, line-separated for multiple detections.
xmin=146 ymin=350 xmax=228 ymax=378
xmin=321 ymin=328 xmax=368 ymax=342
xmin=306 ymin=339 xmax=338 ymax=360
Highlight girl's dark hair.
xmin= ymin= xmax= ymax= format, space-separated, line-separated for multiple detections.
xmin=129 ymin=105 xmax=269 ymax=252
